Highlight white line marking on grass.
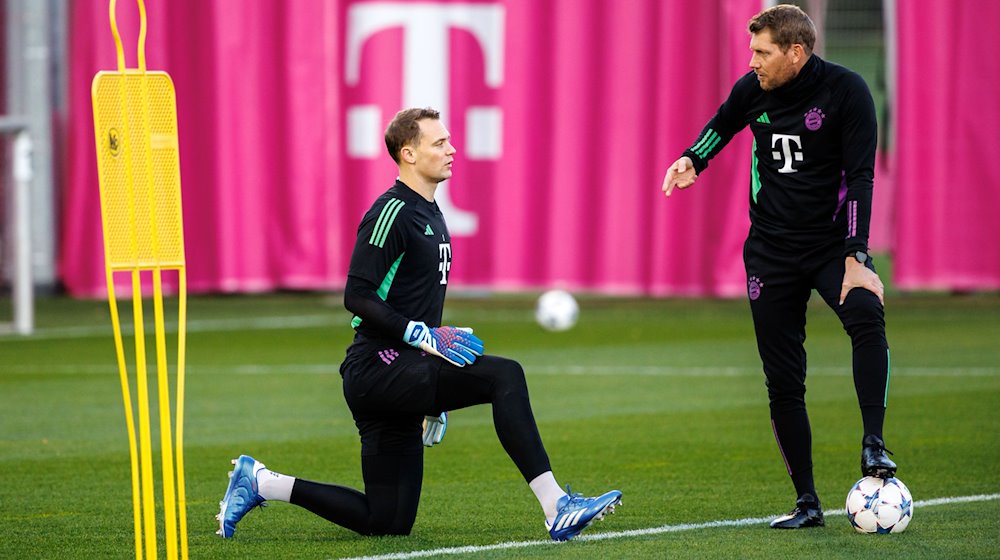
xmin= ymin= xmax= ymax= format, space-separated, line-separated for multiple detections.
xmin=7 ymin=363 xmax=1000 ymax=377
xmin=910 ymin=493 xmax=1000 ymax=507
xmin=0 ymin=315 xmax=337 ymax=341
xmin=531 ymin=365 xmax=759 ymax=377
xmin=528 ymin=365 xmax=1000 ymax=377
xmin=4 ymin=364 xmax=340 ymax=375
xmin=335 ymin=493 xmax=1000 ymax=560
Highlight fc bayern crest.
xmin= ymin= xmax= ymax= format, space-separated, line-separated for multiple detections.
xmin=804 ymin=107 xmax=825 ymax=131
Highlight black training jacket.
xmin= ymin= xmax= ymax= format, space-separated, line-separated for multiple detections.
xmin=344 ymin=180 xmax=452 ymax=341
xmin=683 ymin=55 xmax=877 ymax=257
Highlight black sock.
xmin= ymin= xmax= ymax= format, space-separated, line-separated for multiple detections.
xmin=771 ymin=410 xmax=817 ymax=502
xmin=791 ymin=468 xmax=818 ymax=505
xmin=861 ymin=406 xmax=885 ymax=440
xmin=852 ymin=343 xmax=889 ymax=439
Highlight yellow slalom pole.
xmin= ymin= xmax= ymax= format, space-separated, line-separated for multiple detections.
xmin=103 ymin=11 xmax=140 ymax=555
xmin=105 ymin=272 xmax=144 ymax=560
xmin=152 ymin=270 xmax=178 ymax=560
xmin=175 ymin=269 xmax=189 ymax=559
xmin=134 ymin=0 xmax=180 ymax=552
xmin=109 ymin=0 xmax=125 ymax=73
xmin=118 ymin=0 xmax=156 ymax=550
xmin=130 ymin=269 xmax=157 ymax=560
xmin=136 ymin=0 xmax=147 ymax=72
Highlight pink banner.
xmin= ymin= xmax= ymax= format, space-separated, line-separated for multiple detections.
xmin=64 ymin=0 xmax=761 ymax=297
xmin=891 ymin=0 xmax=1000 ymax=290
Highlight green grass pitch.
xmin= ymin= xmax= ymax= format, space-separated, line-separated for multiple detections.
xmin=1 ymin=292 xmax=998 ymax=558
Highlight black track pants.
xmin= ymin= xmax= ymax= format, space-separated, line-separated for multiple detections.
xmin=745 ymin=239 xmax=889 ymax=482
xmin=290 ymin=347 xmax=551 ymax=536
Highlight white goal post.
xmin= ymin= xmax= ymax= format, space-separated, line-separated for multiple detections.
xmin=0 ymin=116 xmax=33 ymax=336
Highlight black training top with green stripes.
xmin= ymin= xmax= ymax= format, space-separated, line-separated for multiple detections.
xmin=344 ymin=180 xmax=452 ymax=341
xmin=681 ymin=55 xmax=876 ymax=258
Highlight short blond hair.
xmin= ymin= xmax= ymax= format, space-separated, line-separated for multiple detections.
xmin=748 ymin=4 xmax=816 ymax=54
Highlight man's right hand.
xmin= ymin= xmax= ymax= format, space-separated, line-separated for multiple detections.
xmin=661 ymin=156 xmax=698 ymax=197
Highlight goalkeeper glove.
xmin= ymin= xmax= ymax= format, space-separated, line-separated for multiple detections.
xmin=404 ymin=321 xmax=484 ymax=367
xmin=422 ymin=412 xmax=448 ymax=447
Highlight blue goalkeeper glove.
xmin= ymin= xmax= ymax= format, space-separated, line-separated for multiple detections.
xmin=422 ymin=412 xmax=448 ymax=447
xmin=404 ymin=321 xmax=484 ymax=367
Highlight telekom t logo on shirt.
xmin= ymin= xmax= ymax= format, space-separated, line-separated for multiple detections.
xmin=438 ymin=243 xmax=452 ymax=284
xmin=771 ymin=134 xmax=803 ymax=174
xmin=344 ymin=2 xmax=506 ymax=237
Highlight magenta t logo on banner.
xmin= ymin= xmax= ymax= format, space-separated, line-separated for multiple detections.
xmin=345 ymin=2 xmax=507 ymax=236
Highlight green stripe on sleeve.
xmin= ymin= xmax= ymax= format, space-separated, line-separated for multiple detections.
xmin=751 ymin=139 xmax=761 ymax=203
xmin=691 ymin=129 xmax=716 ymax=157
xmin=376 ymin=253 xmax=404 ymax=299
xmin=692 ymin=130 xmax=721 ymax=159
xmin=698 ymin=134 xmax=722 ymax=158
xmin=884 ymin=348 xmax=891 ymax=407
xmin=369 ymin=198 xmax=405 ymax=248
xmin=349 ymin=253 xmax=405 ymax=328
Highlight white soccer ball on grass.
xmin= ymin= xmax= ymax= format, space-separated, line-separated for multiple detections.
xmin=535 ymin=290 xmax=579 ymax=332
xmin=846 ymin=476 xmax=913 ymax=534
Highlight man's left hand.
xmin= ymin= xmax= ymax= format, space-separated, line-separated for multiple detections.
xmin=840 ymin=258 xmax=885 ymax=305
xmin=422 ymin=412 xmax=448 ymax=447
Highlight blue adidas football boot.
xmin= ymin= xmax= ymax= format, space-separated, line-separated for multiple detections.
xmin=216 ymin=455 xmax=266 ymax=538
xmin=546 ymin=486 xmax=622 ymax=541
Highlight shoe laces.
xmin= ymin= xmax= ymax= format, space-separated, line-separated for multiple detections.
xmin=863 ymin=435 xmax=894 ymax=456
xmin=871 ymin=442 xmax=894 ymax=456
xmin=561 ymin=485 xmax=587 ymax=509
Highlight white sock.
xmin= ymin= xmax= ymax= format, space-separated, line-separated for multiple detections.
xmin=529 ymin=471 xmax=567 ymax=523
xmin=255 ymin=464 xmax=296 ymax=502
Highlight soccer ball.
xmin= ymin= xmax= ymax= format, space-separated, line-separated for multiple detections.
xmin=846 ymin=476 xmax=913 ymax=534
xmin=535 ymin=290 xmax=579 ymax=332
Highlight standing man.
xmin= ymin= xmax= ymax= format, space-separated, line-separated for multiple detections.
xmin=661 ymin=5 xmax=896 ymax=529
xmin=217 ymin=107 xmax=621 ymax=541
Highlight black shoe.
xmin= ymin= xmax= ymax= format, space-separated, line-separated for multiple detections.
xmin=770 ymin=494 xmax=825 ymax=529
xmin=861 ymin=434 xmax=897 ymax=478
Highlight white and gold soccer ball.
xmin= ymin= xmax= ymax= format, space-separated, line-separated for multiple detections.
xmin=535 ymin=290 xmax=579 ymax=332
xmin=846 ymin=476 xmax=913 ymax=534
